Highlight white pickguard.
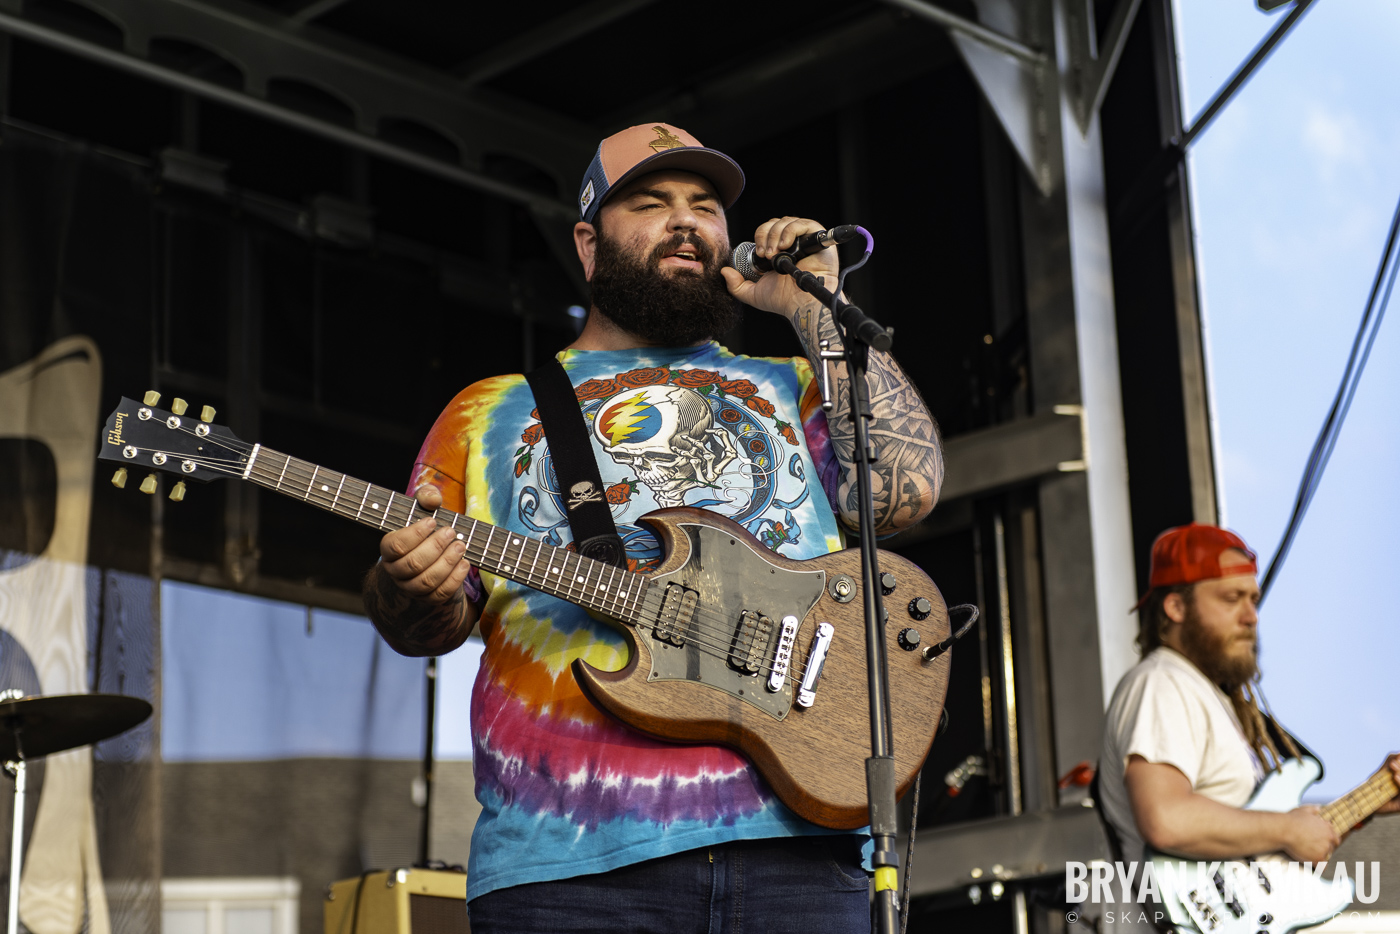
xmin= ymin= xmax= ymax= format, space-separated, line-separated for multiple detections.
xmin=1150 ymin=758 xmax=1354 ymax=934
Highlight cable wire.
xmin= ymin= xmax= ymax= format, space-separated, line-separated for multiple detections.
xmin=1259 ymin=191 xmax=1400 ymax=602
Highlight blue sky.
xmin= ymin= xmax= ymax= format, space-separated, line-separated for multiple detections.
xmin=1174 ymin=0 xmax=1400 ymax=799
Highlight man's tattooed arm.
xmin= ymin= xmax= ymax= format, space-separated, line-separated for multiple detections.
xmin=792 ymin=297 xmax=944 ymax=535
xmin=362 ymin=561 xmax=478 ymax=658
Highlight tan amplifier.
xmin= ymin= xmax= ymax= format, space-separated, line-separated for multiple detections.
xmin=324 ymin=867 xmax=468 ymax=934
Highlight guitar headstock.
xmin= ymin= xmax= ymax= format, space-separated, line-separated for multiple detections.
xmin=99 ymin=392 xmax=251 ymax=500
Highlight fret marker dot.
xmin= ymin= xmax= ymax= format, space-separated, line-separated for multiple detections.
xmin=597 ymin=585 xmax=607 ymax=592
xmin=372 ymin=503 xmax=380 ymax=510
xmin=321 ymin=485 xmax=329 ymax=491
xmin=550 ymin=567 xmax=559 ymax=574
xmin=576 ymin=576 xmax=584 ymax=583
xmin=621 ymin=591 xmax=628 ymax=598
xmin=512 ymin=538 xmax=521 ymax=546
xmin=456 ymin=533 xmax=464 ymax=541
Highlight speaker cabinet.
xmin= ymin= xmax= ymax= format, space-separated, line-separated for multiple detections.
xmin=324 ymin=868 xmax=468 ymax=933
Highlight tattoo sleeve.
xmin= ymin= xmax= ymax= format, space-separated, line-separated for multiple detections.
xmin=362 ymin=562 xmax=476 ymax=657
xmin=791 ymin=296 xmax=944 ymax=535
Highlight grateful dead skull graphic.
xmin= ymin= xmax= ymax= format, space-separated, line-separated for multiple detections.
xmin=592 ymin=385 xmax=738 ymax=508
xmin=512 ymin=366 xmax=814 ymax=562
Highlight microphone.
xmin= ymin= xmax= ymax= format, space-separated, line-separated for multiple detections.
xmin=729 ymin=225 xmax=861 ymax=282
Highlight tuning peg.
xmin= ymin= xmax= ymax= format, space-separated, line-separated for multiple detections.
xmin=139 ymin=474 xmax=158 ymax=495
xmin=169 ymin=481 xmax=187 ymax=502
xmin=143 ymin=390 xmax=161 ymax=406
xmin=200 ymin=405 xmax=216 ymax=423
xmin=171 ymin=398 xmax=188 ymax=416
xmin=111 ymin=468 xmax=128 ymax=489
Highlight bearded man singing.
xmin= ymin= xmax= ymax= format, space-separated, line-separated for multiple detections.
xmin=360 ymin=123 xmax=944 ymax=932
xmin=1099 ymin=523 xmax=1400 ymax=885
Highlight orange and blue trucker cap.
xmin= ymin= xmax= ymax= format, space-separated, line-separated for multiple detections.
xmin=577 ymin=123 xmax=744 ymax=224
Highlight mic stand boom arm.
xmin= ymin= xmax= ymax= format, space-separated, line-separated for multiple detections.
xmin=772 ymin=252 xmax=902 ymax=934
xmin=769 ymin=254 xmax=892 ymax=353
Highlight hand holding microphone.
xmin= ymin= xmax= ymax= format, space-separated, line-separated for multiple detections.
xmin=729 ymin=224 xmax=861 ymax=282
xmin=723 ymin=219 xmax=890 ymax=352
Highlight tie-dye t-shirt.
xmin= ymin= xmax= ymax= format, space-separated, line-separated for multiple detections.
xmin=409 ymin=341 xmax=848 ymax=901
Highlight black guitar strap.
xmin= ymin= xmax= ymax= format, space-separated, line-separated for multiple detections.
xmin=524 ymin=357 xmax=627 ymax=568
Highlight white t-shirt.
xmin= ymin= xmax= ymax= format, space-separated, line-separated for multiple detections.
xmin=1099 ymin=647 xmax=1263 ymax=860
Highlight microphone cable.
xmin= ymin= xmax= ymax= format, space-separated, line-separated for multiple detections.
xmin=834 ymin=226 xmax=875 ymax=309
xmin=1259 ymin=189 xmax=1400 ymax=603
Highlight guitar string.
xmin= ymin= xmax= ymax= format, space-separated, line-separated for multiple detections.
xmin=161 ymin=426 xmax=834 ymax=679
xmin=1322 ymin=770 xmax=1397 ymax=830
xmin=181 ymin=447 xmax=804 ymax=680
xmin=130 ymin=428 xmax=767 ymax=655
xmin=141 ymin=439 xmax=828 ymax=683
xmin=145 ymin=421 xmax=869 ymax=678
xmin=134 ymin=433 xmax=900 ymax=689
xmin=136 ymin=428 xmax=934 ymax=683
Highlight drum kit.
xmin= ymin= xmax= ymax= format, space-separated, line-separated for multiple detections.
xmin=0 ymin=691 xmax=151 ymax=934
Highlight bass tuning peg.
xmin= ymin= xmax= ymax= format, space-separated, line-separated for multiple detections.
xmin=139 ymin=474 xmax=158 ymax=495
xmin=111 ymin=468 xmax=128 ymax=489
xmin=171 ymin=398 xmax=188 ymax=416
xmin=169 ymin=481 xmax=187 ymax=502
xmin=200 ymin=405 xmax=216 ymax=423
xmin=143 ymin=390 xmax=160 ymax=406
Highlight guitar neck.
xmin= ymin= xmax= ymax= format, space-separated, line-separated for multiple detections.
xmin=1320 ymin=767 xmax=1400 ymax=835
xmin=243 ymin=445 xmax=650 ymax=623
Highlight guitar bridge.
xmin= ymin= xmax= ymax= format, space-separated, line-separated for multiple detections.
xmin=766 ymin=615 xmax=800 ymax=693
xmin=729 ymin=611 xmax=774 ymax=675
xmin=654 ymin=583 xmax=698 ymax=647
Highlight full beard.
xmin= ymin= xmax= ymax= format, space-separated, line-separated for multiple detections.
xmin=1179 ymin=600 xmax=1259 ymax=689
xmin=588 ymin=228 xmax=743 ymax=345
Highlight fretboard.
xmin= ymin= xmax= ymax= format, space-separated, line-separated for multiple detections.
xmin=244 ymin=446 xmax=650 ymax=623
xmin=1321 ymin=768 xmax=1400 ymax=835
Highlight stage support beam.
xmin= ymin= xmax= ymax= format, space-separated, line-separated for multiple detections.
xmin=1066 ymin=0 xmax=1144 ymax=135
xmin=925 ymin=0 xmax=1141 ymax=194
xmin=1145 ymin=0 xmax=1218 ymax=524
xmin=451 ymin=0 xmax=661 ymax=88
xmin=0 ymin=0 xmax=594 ymax=202
xmin=880 ymin=0 xmax=1043 ymax=64
xmin=0 ymin=9 xmax=580 ymax=219
xmin=1014 ymin=0 xmax=1139 ymax=795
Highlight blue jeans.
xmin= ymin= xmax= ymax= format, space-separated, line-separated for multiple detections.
xmin=467 ymin=834 xmax=871 ymax=934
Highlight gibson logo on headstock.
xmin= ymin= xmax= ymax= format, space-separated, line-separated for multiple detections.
xmin=107 ymin=412 xmax=127 ymax=446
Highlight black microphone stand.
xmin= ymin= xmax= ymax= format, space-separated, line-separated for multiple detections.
xmin=770 ymin=251 xmax=900 ymax=934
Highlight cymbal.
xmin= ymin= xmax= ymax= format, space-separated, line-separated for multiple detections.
xmin=0 ymin=694 xmax=152 ymax=761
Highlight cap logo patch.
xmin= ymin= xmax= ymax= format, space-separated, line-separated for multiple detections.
xmin=580 ymin=179 xmax=595 ymax=211
xmin=648 ymin=126 xmax=685 ymax=153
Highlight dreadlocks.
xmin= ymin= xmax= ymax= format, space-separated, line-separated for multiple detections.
xmin=1136 ymin=584 xmax=1302 ymax=773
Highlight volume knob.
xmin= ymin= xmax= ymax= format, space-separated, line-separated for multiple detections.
xmin=908 ymin=597 xmax=933 ymax=621
xmin=880 ymin=572 xmax=897 ymax=595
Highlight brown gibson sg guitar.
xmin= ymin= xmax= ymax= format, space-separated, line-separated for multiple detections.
xmin=100 ymin=395 xmax=953 ymax=829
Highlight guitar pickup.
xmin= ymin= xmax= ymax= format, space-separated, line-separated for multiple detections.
xmin=766 ymin=615 xmax=799 ymax=693
xmin=654 ymin=583 xmax=697 ymax=647
xmin=729 ymin=611 xmax=774 ymax=675
xmin=796 ymin=623 xmax=834 ymax=708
